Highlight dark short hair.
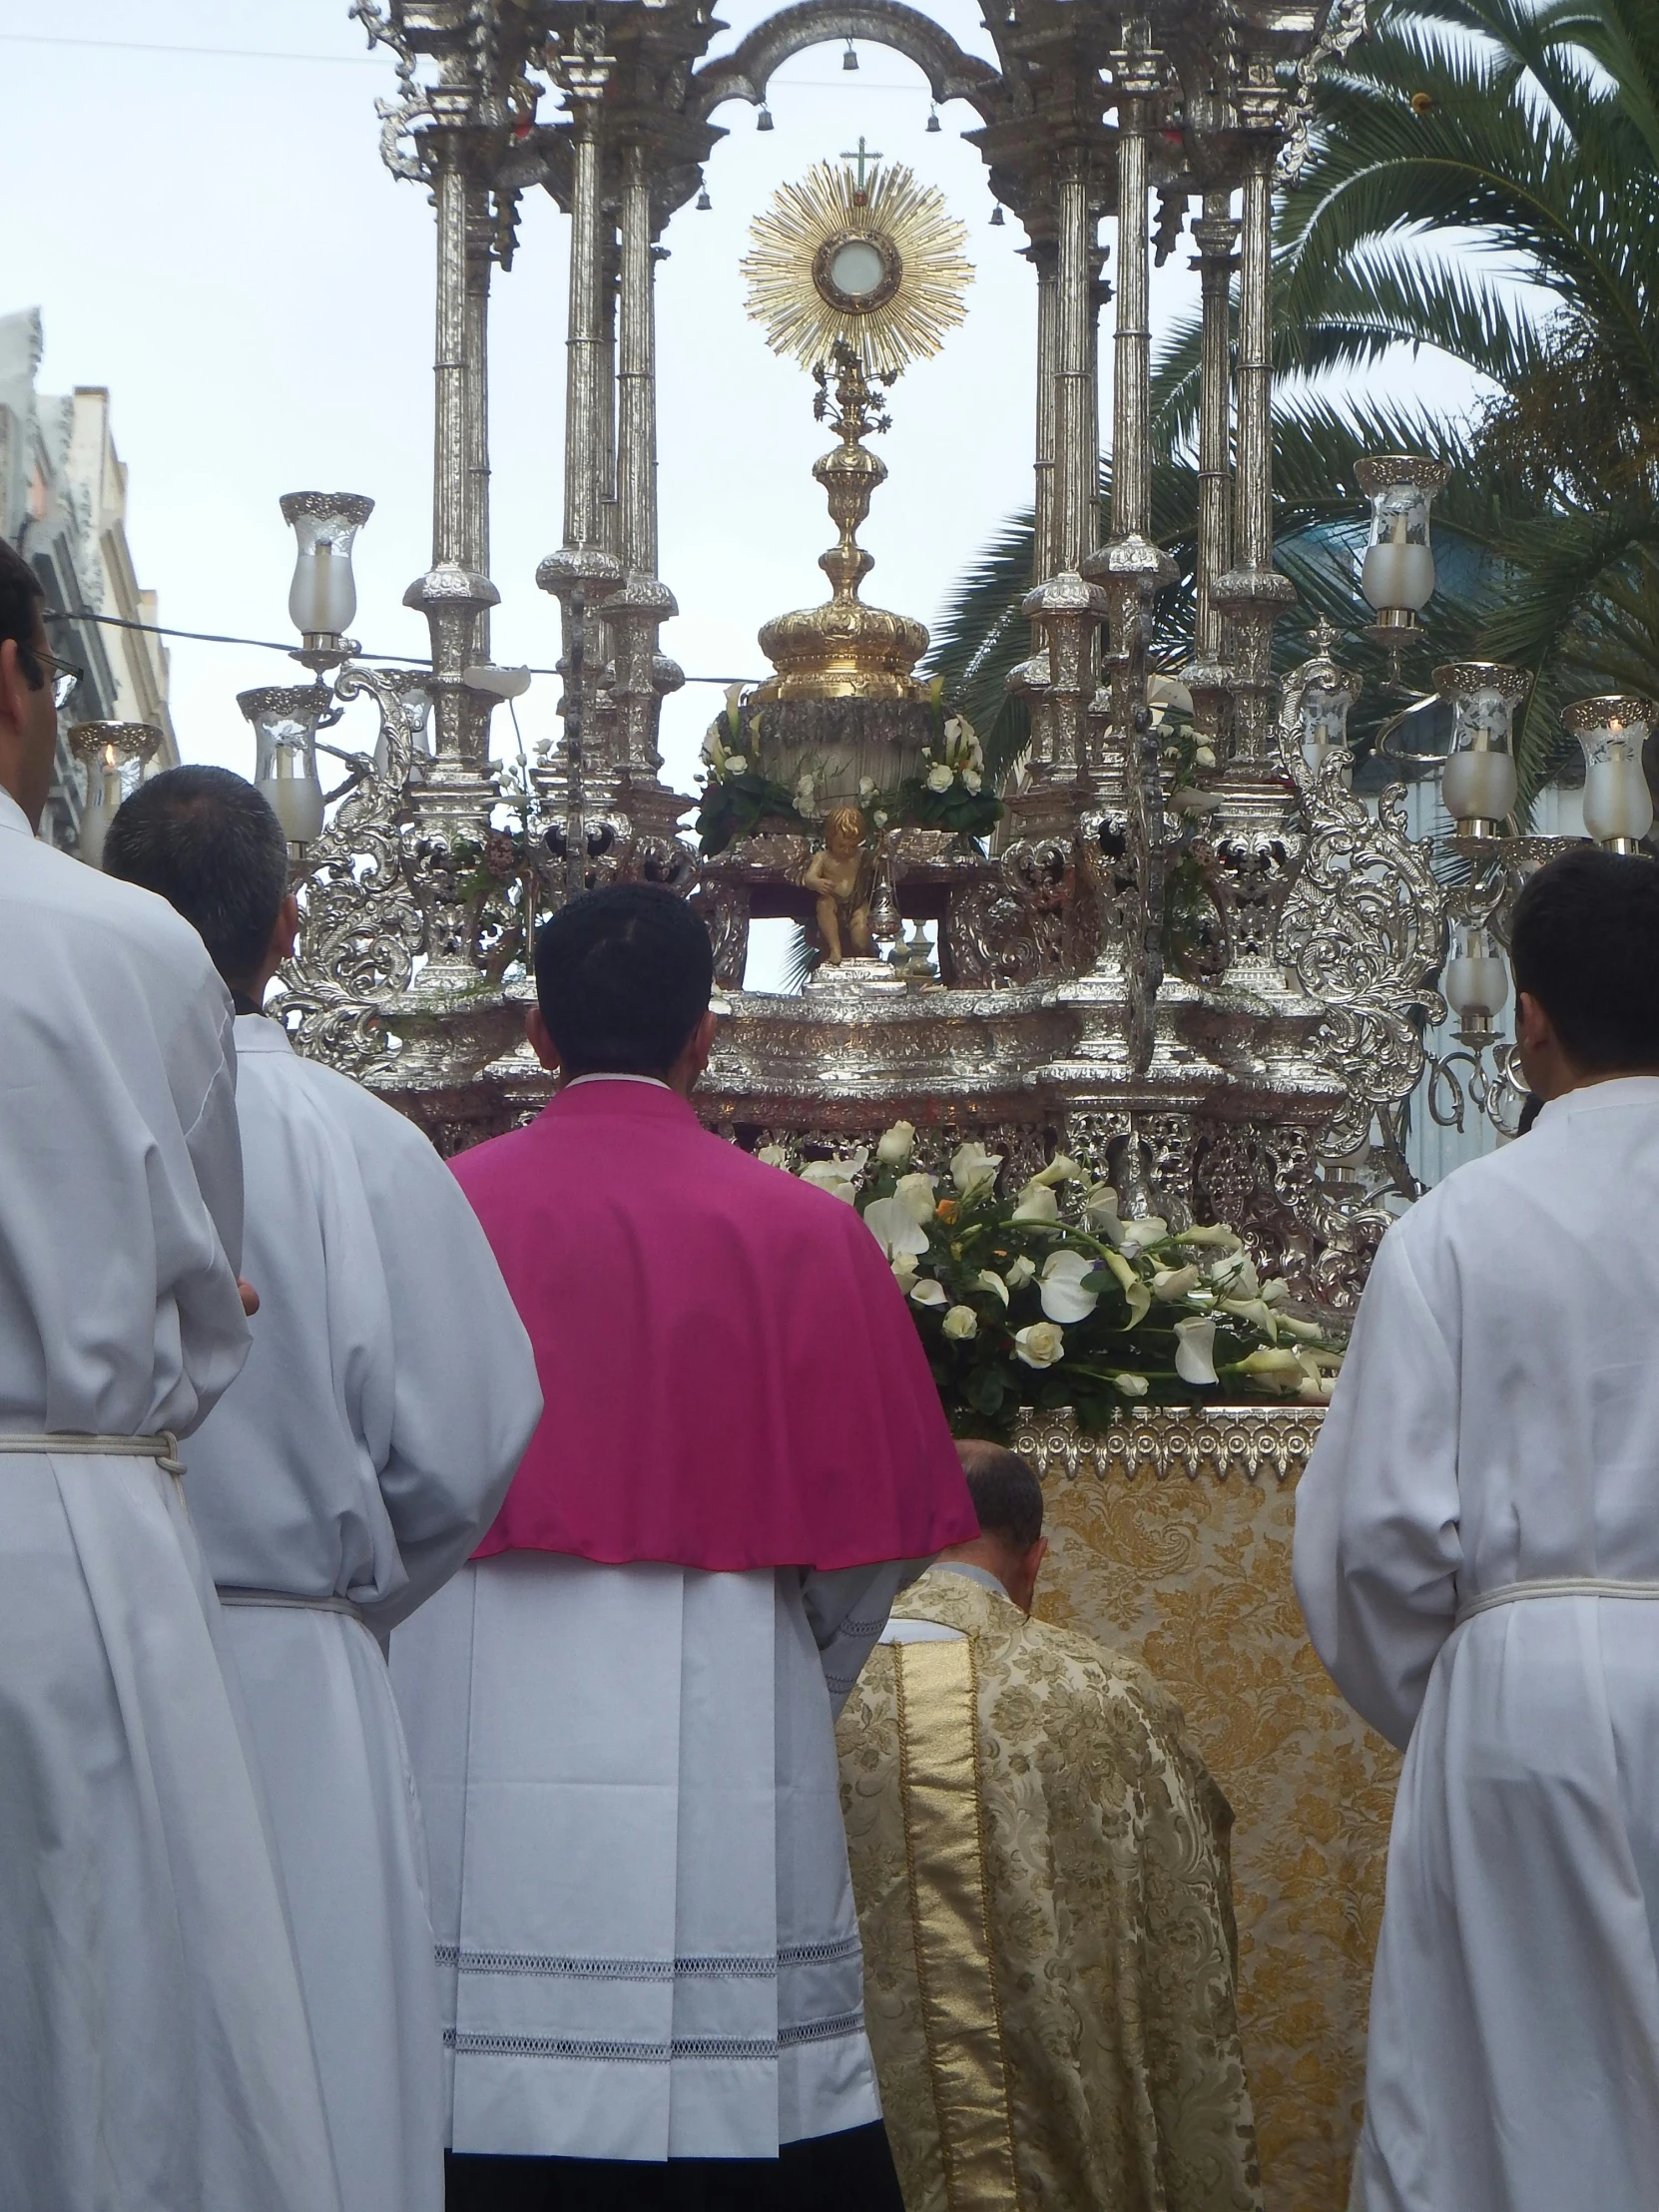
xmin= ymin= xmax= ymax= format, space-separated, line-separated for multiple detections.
xmin=1510 ymin=847 xmax=1659 ymax=1073
xmin=0 ymin=538 xmax=46 ymax=685
xmin=103 ymin=766 xmax=290 ymax=987
xmin=534 ymin=883 xmax=714 ymax=1078
xmin=956 ymin=1440 xmax=1044 ymax=1549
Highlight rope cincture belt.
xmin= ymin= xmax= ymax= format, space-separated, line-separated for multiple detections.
xmin=1457 ymin=1575 xmax=1659 ymax=1626
xmin=0 ymin=1430 xmax=185 ymax=1476
xmin=217 ymin=1588 xmax=369 ymax=1627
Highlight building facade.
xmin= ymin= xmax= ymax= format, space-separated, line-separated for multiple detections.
xmin=0 ymin=307 xmax=177 ymax=849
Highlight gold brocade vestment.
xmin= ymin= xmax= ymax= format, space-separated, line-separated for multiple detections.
xmin=836 ymin=1568 xmax=1263 ymax=2212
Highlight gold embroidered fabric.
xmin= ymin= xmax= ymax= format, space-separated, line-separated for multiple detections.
xmin=890 ymin=1637 xmax=1021 ymax=2209
xmin=1032 ymin=1451 xmax=1398 ymax=2212
xmin=839 ymin=1568 xmax=1263 ymax=2212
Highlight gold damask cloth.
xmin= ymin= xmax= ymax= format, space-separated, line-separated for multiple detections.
xmin=1032 ymin=1450 xmax=1399 ymax=2212
xmin=838 ymin=1568 xmax=1263 ymax=2212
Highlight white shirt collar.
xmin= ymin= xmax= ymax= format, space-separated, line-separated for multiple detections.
xmin=562 ymin=1073 xmax=672 ymax=1092
xmin=0 ymin=788 xmax=35 ymax=840
xmin=931 ymin=1560 xmax=1010 ymax=1599
xmin=233 ymin=1011 xmax=293 ymax=1054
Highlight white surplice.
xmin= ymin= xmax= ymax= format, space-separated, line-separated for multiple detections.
xmin=0 ymin=790 xmax=342 ymax=2212
xmin=1295 ymin=1076 xmax=1659 ymax=2212
xmin=180 ymin=1013 xmax=544 ymax=2212
xmin=391 ymin=1549 xmax=916 ymax=2160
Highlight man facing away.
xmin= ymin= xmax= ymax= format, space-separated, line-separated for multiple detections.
xmin=1295 ymin=847 xmax=1659 ymax=2211
xmin=837 ymin=1441 xmax=1262 ymax=2212
xmin=104 ymin=764 xmax=546 ymax=2212
xmin=390 ymin=881 xmax=978 ymax=2210
xmin=0 ymin=541 xmax=344 ymax=2209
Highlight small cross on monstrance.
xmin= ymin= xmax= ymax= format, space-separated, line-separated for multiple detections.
xmin=840 ymin=136 xmax=882 ymax=191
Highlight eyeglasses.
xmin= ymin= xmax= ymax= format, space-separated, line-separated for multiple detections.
xmin=31 ymin=650 xmax=83 ymax=711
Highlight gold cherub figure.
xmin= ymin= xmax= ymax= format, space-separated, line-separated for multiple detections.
xmin=803 ymin=805 xmax=877 ymax=964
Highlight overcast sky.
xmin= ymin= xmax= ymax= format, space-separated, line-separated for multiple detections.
xmin=3 ymin=2 xmax=1489 ymax=977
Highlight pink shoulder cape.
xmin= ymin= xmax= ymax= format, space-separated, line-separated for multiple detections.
xmin=452 ymin=1080 xmax=977 ymax=1571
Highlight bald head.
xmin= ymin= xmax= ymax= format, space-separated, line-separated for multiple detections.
xmin=945 ymin=1440 xmax=1047 ymax=1613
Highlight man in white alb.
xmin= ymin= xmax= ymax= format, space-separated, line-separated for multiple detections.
xmin=105 ymin=763 xmax=546 ymax=2212
xmin=1296 ymin=846 xmax=1659 ymax=2211
xmin=0 ymin=538 xmax=343 ymax=2209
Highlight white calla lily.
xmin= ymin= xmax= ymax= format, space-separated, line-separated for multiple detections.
xmin=1151 ymin=1264 xmax=1202 ymax=1302
xmin=1029 ymin=1153 xmax=1085 ymax=1188
xmin=1013 ymin=1322 xmax=1066 ymax=1369
xmin=1099 ymin=1247 xmax=1152 ymax=1327
xmin=1276 ymin=1315 xmax=1328 ymax=1344
xmin=1220 ymin=1296 xmax=1279 ymax=1340
xmin=941 ymin=1305 xmax=979 ymax=1341
xmin=861 ymin=1195 xmax=932 ymax=1261
xmin=909 ymin=1278 xmax=949 ymax=1308
xmin=1259 ymin=1278 xmax=1290 ymax=1305
xmin=1174 ymin=1316 xmax=1220 ymax=1387
xmin=800 ymin=1149 xmax=866 ymax=1205
xmin=949 ymin=1142 xmax=1003 ymax=1199
xmin=892 ymin=1171 xmax=937 ymax=1224
xmin=890 ymin=1252 xmax=919 ymax=1286
xmin=756 ymin=1143 xmax=791 ymax=1170
xmin=975 ymin=1269 xmax=1010 ymax=1305
xmin=1208 ymin=1250 xmax=1260 ymax=1300
xmin=1108 ymin=1214 xmax=1169 ymax=1255
xmin=1174 ymin=1224 xmax=1243 ymax=1252
xmin=875 ymin=1120 xmax=915 ymax=1167
xmin=1114 ymin=1373 xmax=1150 ymax=1397
xmin=1081 ymin=1182 xmax=1121 ymax=1229
xmin=1239 ymin=1346 xmax=1302 ymax=1379
xmin=1011 ymin=1182 xmax=1061 ymax=1226
xmin=1039 ymin=1250 xmax=1100 ymax=1323
xmin=1004 ymin=1256 xmax=1037 ymax=1290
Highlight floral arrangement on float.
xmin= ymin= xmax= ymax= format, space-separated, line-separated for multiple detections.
xmin=694 ymin=682 xmax=1002 ymax=856
xmin=763 ymin=1122 xmax=1346 ymax=1438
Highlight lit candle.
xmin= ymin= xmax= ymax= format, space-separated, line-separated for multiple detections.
xmin=77 ymin=745 xmax=123 ymax=867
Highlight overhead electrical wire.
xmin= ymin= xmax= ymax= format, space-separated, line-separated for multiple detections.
xmin=52 ymin=608 xmax=754 ymax=687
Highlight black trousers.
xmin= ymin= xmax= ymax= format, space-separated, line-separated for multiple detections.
xmin=444 ymin=2120 xmax=905 ymax=2211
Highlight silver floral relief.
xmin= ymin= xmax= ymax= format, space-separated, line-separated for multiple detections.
xmin=1277 ymin=740 xmax=1448 ymax=1160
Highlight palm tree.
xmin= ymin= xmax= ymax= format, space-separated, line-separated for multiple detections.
xmin=929 ymin=0 xmax=1659 ymax=799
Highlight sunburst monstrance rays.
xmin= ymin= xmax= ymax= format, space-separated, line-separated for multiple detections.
xmin=741 ymin=161 xmax=973 ymax=381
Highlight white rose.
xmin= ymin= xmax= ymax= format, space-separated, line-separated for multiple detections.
xmin=1011 ymin=1183 xmax=1060 ymax=1225
xmin=1114 ymin=1373 xmax=1149 ymax=1398
xmin=873 ymin=810 xmax=889 ymax=826
xmin=975 ymin=1269 xmax=1010 ymax=1305
xmin=892 ymin=1170 xmax=937 ymax=1224
xmin=941 ymin=1305 xmax=979 ymax=1341
xmin=875 ymin=1119 xmax=915 ymax=1167
xmin=909 ymin=1278 xmax=949 ymax=1308
xmin=1039 ymin=1250 xmax=1100 ymax=1323
xmin=727 ymin=753 xmax=749 ymax=776
xmin=1194 ymin=744 xmax=1218 ymax=770
xmin=1152 ymin=1264 xmax=1202 ymax=1302
xmin=1173 ymin=1316 xmax=1219 ymax=1387
xmin=858 ymin=776 xmax=877 ymax=799
xmin=862 ymin=1194 xmax=932 ymax=1261
xmin=1013 ymin=1322 xmax=1066 ymax=1370
xmin=1004 ymin=1256 xmax=1037 ymax=1290
xmin=925 ymin=763 xmax=955 ymax=793
xmin=949 ymin=1142 xmax=1003 ymax=1199
xmin=756 ymin=1143 xmax=791 ymax=1170
xmin=962 ymin=769 xmax=982 ymax=793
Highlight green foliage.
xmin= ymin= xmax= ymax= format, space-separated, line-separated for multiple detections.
xmin=930 ymin=0 xmax=1659 ymax=811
